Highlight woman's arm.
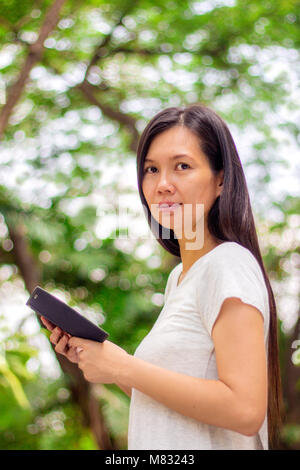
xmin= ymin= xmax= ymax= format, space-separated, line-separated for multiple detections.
xmin=117 ymin=298 xmax=267 ymax=436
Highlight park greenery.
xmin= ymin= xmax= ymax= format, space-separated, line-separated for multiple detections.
xmin=0 ymin=0 xmax=299 ymax=449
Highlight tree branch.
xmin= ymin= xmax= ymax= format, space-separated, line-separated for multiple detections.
xmin=0 ymin=0 xmax=67 ymax=140
xmin=77 ymin=81 xmax=139 ymax=152
xmin=83 ymin=1 xmax=139 ymax=82
xmin=111 ymin=46 xmax=167 ymax=56
xmin=40 ymin=55 xmax=139 ymax=152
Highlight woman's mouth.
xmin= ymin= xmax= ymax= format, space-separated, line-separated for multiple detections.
xmin=158 ymin=203 xmax=182 ymax=212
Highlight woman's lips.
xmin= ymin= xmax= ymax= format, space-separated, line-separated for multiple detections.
xmin=158 ymin=203 xmax=182 ymax=212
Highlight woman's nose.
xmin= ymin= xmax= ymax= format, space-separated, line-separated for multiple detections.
xmin=156 ymin=172 xmax=175 ymax=193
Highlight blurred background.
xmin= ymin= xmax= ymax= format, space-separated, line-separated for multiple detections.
xmin=0 ymin=0 xmax=299 ymax=450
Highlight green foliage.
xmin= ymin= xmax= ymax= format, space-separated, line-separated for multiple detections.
xmin=281 ymin=424 xmax=300 ymax=448
xmin=0 ymin=328 xmax=36 ymax=414
xmin=0 ymin=375 xmax=100 ymax=450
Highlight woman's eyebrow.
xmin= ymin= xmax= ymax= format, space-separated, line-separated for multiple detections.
xmin=145 ymin=154 xmax=193 ymax=162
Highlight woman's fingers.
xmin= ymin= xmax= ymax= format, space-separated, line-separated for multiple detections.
xmin=50 ymin=330 xmax=78 ymax=362
xmin=43 ymin=321 xmax=76 ymax=361
xmin=50 ymin=326 xmax=63 ymax=345
xmin=55 ymin=334 xmax=69 ymax=355
xmin=41 ymin=317 xmax=76 ymax=363
xmin=56 ymin=337 xmax=79 ymax=363
xmin=40 ymin=316 xmax=55 ymax=331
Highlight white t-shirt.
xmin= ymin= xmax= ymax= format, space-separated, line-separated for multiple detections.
xmin=127 ymin=241 xmax=270 ymax=450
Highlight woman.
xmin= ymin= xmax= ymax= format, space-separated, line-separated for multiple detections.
xmin=41 ymin=104 xmax=283 ymax=450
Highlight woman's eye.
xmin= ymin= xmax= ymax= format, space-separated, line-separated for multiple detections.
xmin=144 ymin=166 xmax=157 ymax=174
xmin=177 ymin=163 xmax=190 ymax=170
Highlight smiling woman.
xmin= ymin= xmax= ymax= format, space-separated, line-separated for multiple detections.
xmin=132 ymin=103 xmax=283 ymax=450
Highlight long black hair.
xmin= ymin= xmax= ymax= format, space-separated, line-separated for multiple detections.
xmin=136 ymin=103 xmax=283 ymax=449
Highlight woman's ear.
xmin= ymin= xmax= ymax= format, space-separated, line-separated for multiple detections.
xmin=216 ymin=170 xmax=224 ymax=197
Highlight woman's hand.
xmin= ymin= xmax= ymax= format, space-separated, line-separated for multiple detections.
xmin=40 ymin=316 xmax=80 ymax=364
xmin=68 ymin=336 xmax=130 ymax=384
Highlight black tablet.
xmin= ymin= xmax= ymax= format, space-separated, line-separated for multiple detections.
xmin=26 ymin=286 xmax=109 ymax=343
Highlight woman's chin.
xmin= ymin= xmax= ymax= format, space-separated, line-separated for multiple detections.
xmin=151 ymin=212 xmax=185 ymax=235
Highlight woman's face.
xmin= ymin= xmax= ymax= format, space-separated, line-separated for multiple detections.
xmin=142 ymin=125 xmax=223 ymax=245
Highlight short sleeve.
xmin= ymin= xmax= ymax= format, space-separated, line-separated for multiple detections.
xmin=195 ymin=250 xmax=269 ymax=338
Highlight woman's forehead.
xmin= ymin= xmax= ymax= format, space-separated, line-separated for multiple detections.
xmin=146 ymin=127 xmax=205 ymax=162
